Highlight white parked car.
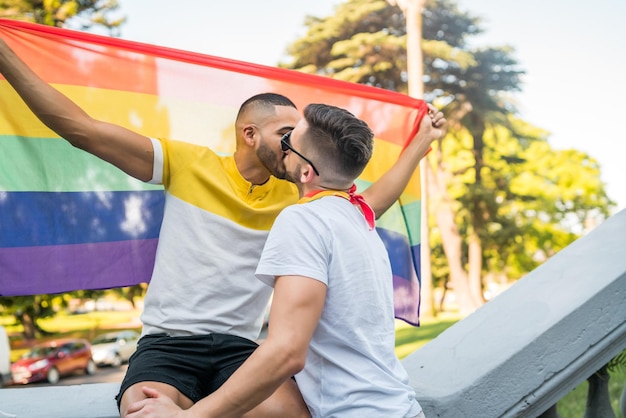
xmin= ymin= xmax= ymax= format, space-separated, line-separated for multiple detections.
xmin=91 ymin=330 xmax=139 ymax=367
xmin=0 ymin=326 xmax=11 ymax=387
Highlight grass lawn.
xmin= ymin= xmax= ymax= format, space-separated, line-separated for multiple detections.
xmin=394 ymin=315 xmax=460 ymax=359
xmin=557 ymin=367 xmax=625 ymax=418
xmin=2 ymin=311 xmax=624 ymax=417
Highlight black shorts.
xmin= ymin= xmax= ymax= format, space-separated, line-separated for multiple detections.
xmin=115 ymin=333 xmax=258 ymax=408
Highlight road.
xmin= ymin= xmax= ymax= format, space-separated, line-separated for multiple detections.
xmin=7 ymin=364 xmax=127 ymax=388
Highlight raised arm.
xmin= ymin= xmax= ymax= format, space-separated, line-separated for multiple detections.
xmin=361 ymin=103 xmax=445 ymax=218
xmin=0 ymin=38 xmax=154 ymax=181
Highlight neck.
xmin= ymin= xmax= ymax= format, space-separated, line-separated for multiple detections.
xmin=234 ymin=150 xmax=271 ymax=185
xmin=318 ymin=183 xmax=351 ymax=191
xmin=299 ymin=183 xmax=353 ymax=198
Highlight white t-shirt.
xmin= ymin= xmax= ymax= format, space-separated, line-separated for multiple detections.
xmin=256 ymin=195 xmax=422 ymax=418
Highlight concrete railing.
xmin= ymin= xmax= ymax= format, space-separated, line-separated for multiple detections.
xmin=0 ymin=383 xmax=119 ymax=417
xmin=402 ymin=208 xmax=626 ymax=417
xmin=1 ymin=210 xmax=625 ymax=418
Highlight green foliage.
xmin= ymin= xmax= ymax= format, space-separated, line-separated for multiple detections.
xmin=284 ymin=0 xmax=408 ymax=90
xmin=439 ymin=114 xmax=613 ymax=280
xmin=283 ymin=0 xmax=481 ymax=97
xmin=608 ymin=349 xmax=626 ymax=374
xmin=282 ymin=0 xmax=616 ymax=302
xmin=0 ymin=286 xmax=144 ymax=339
xmin=0 ymin=294 xmax=61 ymax=339
xmin=0 ymin=0 xmax=125 ymax=34
xmin=0 ymin=295 xmax=57 ymax=322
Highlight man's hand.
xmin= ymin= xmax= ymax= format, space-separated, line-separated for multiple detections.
xmin=418 ymin=103 xmax=446 ymax=151
xmin=125 ymin=387 xmax=188 ymax=418
xmin=360 ymin=102 xmax=447 ymax=217
xmin=427 ymin=103 xmax=446 ymax=134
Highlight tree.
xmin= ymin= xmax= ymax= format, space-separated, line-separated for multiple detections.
xmin=283 ymin=0 xmax=476 ymax=315
xmin=282 ymin=0 xmax=477 ymax=95
xmin=386 ymin=0 xmax=438 ymax=319
xmin=110 ymin=284 xmax=147 ymax=309
xmin=0 ymin=0 xmax=125 ymax=35
xmin=0 ymin=295 xmax=59 ymax=339
xmin=435 ymin=45 xmax=525 ymax=311
xmin=282 ymin=0 xmax=615 ymax=316
xmin=434 ymin=115 xmax=613 ymax=311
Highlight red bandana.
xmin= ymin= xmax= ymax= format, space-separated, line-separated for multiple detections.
xmin=298 ymin=184 xmax=376 ymax=230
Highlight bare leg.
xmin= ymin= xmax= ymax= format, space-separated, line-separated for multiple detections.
xmin=119 ymin=381 xmax=193 ymax=418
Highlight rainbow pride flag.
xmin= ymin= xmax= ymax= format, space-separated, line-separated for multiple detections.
xmin=0 ymin=19 xmax=427 ymax=325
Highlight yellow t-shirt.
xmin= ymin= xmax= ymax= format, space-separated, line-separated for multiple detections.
xmin=140 ymin=138 xmax=297 ymax=339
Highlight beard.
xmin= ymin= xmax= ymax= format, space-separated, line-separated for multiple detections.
xmin=257 ymin=142 xmax=286 ymax=180
xmin=282 ymin=162 xmax=303 ymax=186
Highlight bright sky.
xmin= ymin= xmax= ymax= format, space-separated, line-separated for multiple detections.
xmin=117 ymin=0 xmax=626 ymax=215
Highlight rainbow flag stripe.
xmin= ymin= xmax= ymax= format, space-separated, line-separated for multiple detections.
xmin=0 ymin=19 xmax=426 ymax=324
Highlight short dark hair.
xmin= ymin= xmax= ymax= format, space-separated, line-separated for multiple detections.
xmin=303 ymin=103 xmax=373 ymax=181
xmin=236 ymin=93 xmax=297 ymax=120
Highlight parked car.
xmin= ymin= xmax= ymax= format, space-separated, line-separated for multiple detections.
xmin=11 ymin=338 xmax=96 ymax=385
xmin=91 ymin=330 xmax=139 ymax=367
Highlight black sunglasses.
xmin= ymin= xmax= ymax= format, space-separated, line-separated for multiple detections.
xmin=280 ymin=131 xmax=320 ymax=176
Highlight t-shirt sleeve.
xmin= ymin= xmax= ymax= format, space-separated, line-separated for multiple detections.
xmin=147 ymin=138 xmax=214 ymax=189
xmin=256 ymin=205 xmax=330 ymax=288
xmin=147 ymin=137 xmax=164 ymax=185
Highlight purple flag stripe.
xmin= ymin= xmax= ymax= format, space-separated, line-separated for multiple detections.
xmin=0 ymin=239 xmax=158 ymax=296
xmin=393 ymin=270 xmax=421 ymax=326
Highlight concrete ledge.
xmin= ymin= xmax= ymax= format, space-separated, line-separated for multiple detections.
xmin=0 ymin=382 xmax=119 ymax=417
xmin=403 ymin=209 xmax=626 ymax=417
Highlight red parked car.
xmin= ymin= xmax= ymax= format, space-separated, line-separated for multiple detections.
xmin=10 ymin=338 xmax=96 ymax=384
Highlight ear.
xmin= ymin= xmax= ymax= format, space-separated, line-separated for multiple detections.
xmin=299 ymin=166 xmax=316 ymax=184
xmin=242 ymin=124 xmax=256 ymax=146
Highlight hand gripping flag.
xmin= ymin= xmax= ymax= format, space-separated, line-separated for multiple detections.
xmin=0 ymin=19 xmax=427 ymax=325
